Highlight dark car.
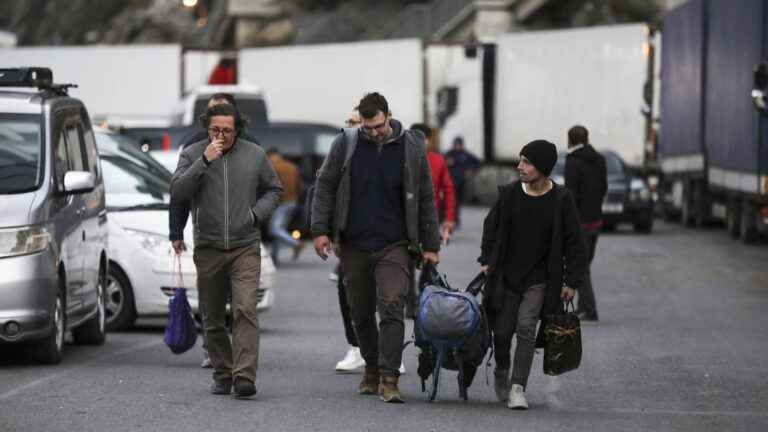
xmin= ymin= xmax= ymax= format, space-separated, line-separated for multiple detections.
xmin=552 ymin=150 xmax=654 ymax=233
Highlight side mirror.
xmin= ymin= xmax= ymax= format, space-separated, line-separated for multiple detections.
xmin=63 ymin=171 xmax=95 ymax=195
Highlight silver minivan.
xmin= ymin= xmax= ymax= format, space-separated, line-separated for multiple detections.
xmin=0 ymin=68 xmax=108 ymax=363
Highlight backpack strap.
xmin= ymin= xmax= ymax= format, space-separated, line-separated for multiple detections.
xmin=340 ymin=127 xmax=358 ymax=173
xmin=429 ymin=346 xmax=445 ymax=402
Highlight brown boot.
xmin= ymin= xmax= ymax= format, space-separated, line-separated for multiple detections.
xmin=358 ymin=366 xmax=379 ymax=395
xmin=378 ymin=375 xmax=404 ymax=403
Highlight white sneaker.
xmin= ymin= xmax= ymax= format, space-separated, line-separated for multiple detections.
xmin=200 ymin=350 xmax=212 ymax=369
xmin=335 ymin=346 xmax=365 ymax=372
xmin=399 ymin=363 xmax=406 ymax=375
xmin=507 ymin=384 xmax=528 ymax=410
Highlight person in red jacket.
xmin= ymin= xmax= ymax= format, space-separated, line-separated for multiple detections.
xmin=404 ymin=124 xmax=457 ymax=318
xmin=411 ymin=124 xmax=456 ymax=243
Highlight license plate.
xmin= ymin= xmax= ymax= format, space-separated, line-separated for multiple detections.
xmin=602 ymin=203 xmax=624 ymax=214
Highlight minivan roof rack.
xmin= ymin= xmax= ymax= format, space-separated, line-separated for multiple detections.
xmin=0 ymin=67 xmax=78 ymax=96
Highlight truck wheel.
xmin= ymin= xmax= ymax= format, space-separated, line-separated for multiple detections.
xmin=30 ymin=288 xmax=65 ymax=364
xmin=739 ymin=200 xmax=758 ymax=244
xmin=726 ymin=200 xmax=741 ymax=239
xmin=72 ymin=265 xmax=107 ymax=345
xmin=739 ymin=202 xmax=758 ymax=244
xmin=105 ymin=264 xmax=137 ymax=331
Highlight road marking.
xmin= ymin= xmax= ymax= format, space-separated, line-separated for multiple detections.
xmin=0 ymin=338 xmax=165 ymax=401
xmin=560 ymin=407 xmax=768 ymax=418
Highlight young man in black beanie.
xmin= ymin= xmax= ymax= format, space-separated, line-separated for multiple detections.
xmin=478 ymin=139 xmax=587 ymax=409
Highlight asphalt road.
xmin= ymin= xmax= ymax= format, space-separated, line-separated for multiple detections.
xmin=1 ymin=207 xmax=767 ymax=432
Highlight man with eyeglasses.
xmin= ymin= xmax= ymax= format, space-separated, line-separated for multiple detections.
xmin=311 ymin=93 xmax=440 ymax=403
xmin=168 ymin=93 xmax=259 ymax=370
xmin=171 ymin=103 xmax=283 ymax=399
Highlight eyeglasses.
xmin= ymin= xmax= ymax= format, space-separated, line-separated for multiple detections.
xmin=208 ymin=127 xmax=235 ymax=137
xmin=361 ymin=121 xmax=388 ymax=134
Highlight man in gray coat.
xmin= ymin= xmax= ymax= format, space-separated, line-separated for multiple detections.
xmin=312 ymin=92 xmax=440 ymax=403
xmin=171 ymin=103 xmax=282 ymax=398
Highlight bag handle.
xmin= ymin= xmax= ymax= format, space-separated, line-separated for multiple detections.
xmin=170 ymin=254 xmax=184 ymax=289
xmin=465 ymin=272 xmax=486 ymax=296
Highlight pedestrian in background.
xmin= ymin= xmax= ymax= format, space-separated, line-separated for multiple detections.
xmin=564 ymin=125 xmax=607 ymax=322
xmin=333 ymin=108 xmax=365 ymax=373
xmin=266 ymin=147 xmax=304 ymax=266
xmin=445 ymin=136 xmax=480 ymax=227
xmin=312 ymin=92 xmax=440 ymax=403
xmin=171 ymin=103 xmax=283 ymax=398
xmin=406 ymin=123 xmax=456 ymax=318
xmin=478 ymin=139 xmax=586 ymax=410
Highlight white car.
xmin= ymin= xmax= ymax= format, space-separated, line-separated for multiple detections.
xmin=94 ymin=128 xmax=275 ymax=330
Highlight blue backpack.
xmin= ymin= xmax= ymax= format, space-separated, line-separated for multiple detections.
xmin=415 ymin=265 xmax=490 ymax=402
xmin=164 ymin=288 xmax=198 ymax=354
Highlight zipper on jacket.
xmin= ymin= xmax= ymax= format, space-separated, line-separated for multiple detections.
xmin=224 ymin=156 xmax=229 ymax=249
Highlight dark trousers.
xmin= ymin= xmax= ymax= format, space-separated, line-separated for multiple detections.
xmin=486 ymin=283 xmax=546 ymax=389
xmin=336 ymin=263 xmax=358 ymax=347
xmin=577 ymin=227 xmax=600 ymax=318
xmin=194 ymin=243 xmax=263 ymax=383
xmin=340 ymin=243 xmax=411 ymax=377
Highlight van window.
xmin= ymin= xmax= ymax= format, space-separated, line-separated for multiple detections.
xmin=54 ymin=130 xmax=69 ymax=191
xmin=0 ymin=114 xmax=43 ymax=194
xmin=81 ymin=124 xmax=99 ymax=178
xmin=65 ymin=125 xmax=85 ymax=172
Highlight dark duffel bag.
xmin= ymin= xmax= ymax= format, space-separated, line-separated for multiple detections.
xmin=542 ymin=300 xmax=582 ymax=376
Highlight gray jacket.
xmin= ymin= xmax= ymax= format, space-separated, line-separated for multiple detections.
xmin=311 ymin=121 xmax=441 ymax=253
xmin=171 ymin=138 xmax=283 ymax=250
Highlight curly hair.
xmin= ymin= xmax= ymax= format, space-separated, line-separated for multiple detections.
xmin=200 ymin=103 xmax=248 ymax=133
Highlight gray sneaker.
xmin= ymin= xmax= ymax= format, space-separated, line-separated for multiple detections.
xmin=210 ymin=379 xmax=232 ymax=395
xmin=507 ymin=384 xmax=528 ymax=410
xmin=494 ymin=369 xmax=510 ymax=402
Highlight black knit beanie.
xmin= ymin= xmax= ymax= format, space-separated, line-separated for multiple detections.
xmin=520 ymin=139 xmax=558 ymax=177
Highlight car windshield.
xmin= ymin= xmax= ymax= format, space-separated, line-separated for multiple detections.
xmin=193 ymin=97 xmax=268 ymax=126
xmin=94 ymin=131 xmax=171 ymax=210
xmin=0 ymin=114 xmax=42 ymax=194
xmin=551 ymin=151 xmax=625 ymax=179
xmin=605 ymin=152 xmax=624 ymax=177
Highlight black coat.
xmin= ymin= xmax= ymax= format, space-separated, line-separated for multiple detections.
xmin=478 ymin=181 xmax=587 ymax=346
xmin=565 ymin=145 xmax=608 ymax=225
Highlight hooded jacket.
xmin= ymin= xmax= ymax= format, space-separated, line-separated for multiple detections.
xmin=311 ymin=120 xmax=441 ymax=254
xmin=565 ymin=144 xmax=608 ymax=226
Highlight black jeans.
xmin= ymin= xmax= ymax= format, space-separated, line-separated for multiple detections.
xmin=577 ymin=227 xmax=600 ymax=318
xmin=336 ymin=263 xmax=358 ymax=347
xmin=340 ymin=243 xmax=411 ymax=377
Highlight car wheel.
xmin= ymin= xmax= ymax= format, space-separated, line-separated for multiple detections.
xmin=633 ymin=219 xmax=653 ymax=234
xmin=31 ymin=289 xmax=65 ymax=364
xmin=104 ymin=264 xmax=136 ymax=331
xmin=72 ymin=266 xmax=107 ymax=345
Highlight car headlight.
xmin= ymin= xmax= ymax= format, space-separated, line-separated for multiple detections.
xmin=630 ymin=178 xmax=651 ymax=202
xmin=123 ymin=228 xmax=169 ymax=254
xmin=0 ymin=225 xmax=51 ymax=258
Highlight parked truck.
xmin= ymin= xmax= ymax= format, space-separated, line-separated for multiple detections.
xmin=658 ymin=0 xmax=768 ymax=243
xmin=430 ymin=24 xmax=658 ymax=205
